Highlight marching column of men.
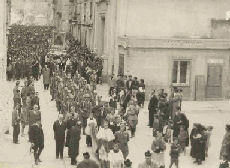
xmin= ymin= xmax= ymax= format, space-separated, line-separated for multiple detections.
xmin=12 ymin=78 xmax=43 ymax=165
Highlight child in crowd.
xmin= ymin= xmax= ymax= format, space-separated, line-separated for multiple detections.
xmin=153 ymin=114 xmax=159 ymax=137
xmin=163 ymin=120 xmax=173 ymax=143
xmin=178 ymin=126 xmax=189 ymax=155
xmin=151 ymin=132 xmax=166 ymax=167
xmin=169 ymin=138 xmax=180 ymax=168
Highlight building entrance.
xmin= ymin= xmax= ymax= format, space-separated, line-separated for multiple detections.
xmin=206 ymin=64 xmax=222 ymax=98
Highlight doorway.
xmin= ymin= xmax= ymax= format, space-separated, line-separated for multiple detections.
xmin=206 ymin=64 xmax=222 ymax=98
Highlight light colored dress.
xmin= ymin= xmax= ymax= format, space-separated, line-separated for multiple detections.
xmin=96 ymin=127 xmax=115 ymax=161
xmin=108 ymin=150 xmax=124 ymax=168
xmin=85 ymin=118 xmax=98 ymax=153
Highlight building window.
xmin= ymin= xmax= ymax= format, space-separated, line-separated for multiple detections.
xmin=172 ymin=60 xmax=191 ymax=86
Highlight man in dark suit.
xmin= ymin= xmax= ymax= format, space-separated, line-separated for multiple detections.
xmin=12 ymin=105 xmax=20 ymax=144
xmin=30 ymin=120 xmax=44 ymax=165
xmin=148 ymin=91 xmax=158 ymax=128
xmin=65 ymin=113 xmax=77 ymax=157
xmin=126 ymin=75 xmax=134 ymax=91
xmin=53 ymin=114 xmax=66 ymax=159
xmin=116 ymin=74 xmax=125 ymax=92
xmin=69 ymin=121 xmax=81 ymax=165
xmin=133 ymin=77 xmax=139 ymax=90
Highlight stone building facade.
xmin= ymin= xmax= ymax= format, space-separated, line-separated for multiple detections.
xmin=95 ymin=0 xmax=230 ymax=100
xmin=55 ymin=0 xmax=230 ymax=100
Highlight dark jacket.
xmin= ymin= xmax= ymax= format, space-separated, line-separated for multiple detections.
xmin=69 ymin=125 xmax=81 ymax=157
xmin=148 ymin=95 xmax=158 ymax=112
xmin=30 ymin=124 xmax=44 ymax=148
xmin=170 ymin=144 xmax=180 ymax=159
xmin=65 ymin=119 xmax=77 ymax=147
xmin=126 ymin=80 xmax=134 ymax=90
xmin=29 ymin=110 xmax=41 ymax=125
xmin=77 ymin=159 xmax=99 ymax=168
xmin=132 ymin=80 xmax=139 ymax=90
xmin=53 ymin=120 xmax=66 ymax=141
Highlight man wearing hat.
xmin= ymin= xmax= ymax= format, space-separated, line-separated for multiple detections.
xmin=53 ymin=114 xmax=66 ymax=159
xmin=138 ymin=151 xmax=158 ymax=168
xmin=77 ymin=152 xmax=99 ymax=168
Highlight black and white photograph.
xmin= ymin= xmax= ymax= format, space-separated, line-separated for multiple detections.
xmin=0 ymin=0 xmax=230 ymax=168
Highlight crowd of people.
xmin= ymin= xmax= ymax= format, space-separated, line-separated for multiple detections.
xmin=6 ymin=25 xmax=54 ymax=81
xmin=9 ymin=25 xmax=230 ymax=168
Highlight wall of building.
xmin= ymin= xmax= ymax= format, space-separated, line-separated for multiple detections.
xmin=118 ymin=0 xmax=230 ymax=38
xmin=94 ymin=0 xmax=119 ymax=78
xmin=0 ymin=0 xmax=11 ymax=134
xmin=0 ymin=0 xmax=8 ymax=81
xmin=211 ymin=19 xmax=230 ymax=39
xmin=121 ymin=46 xmax=230 ymax=100
xmin=54 ymin=0 xmax=70 ymax=32
xmin=11 ymin=0 xmax=53 ymax=25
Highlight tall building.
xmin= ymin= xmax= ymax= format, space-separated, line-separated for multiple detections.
xmin=62 ymin=0 xmax=230 ymax=100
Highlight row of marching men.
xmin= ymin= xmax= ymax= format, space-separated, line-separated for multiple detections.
xmin=12 ymin=78 xmax=41 ymax=141
xmin=50 ymin=70 xmax=142 ymax=168
xmin=12 ymin=78 xmax=44 ymax=165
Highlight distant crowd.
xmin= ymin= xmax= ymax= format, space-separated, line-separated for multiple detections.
xmin=6 ymin=25 xmax=54 ymax=81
